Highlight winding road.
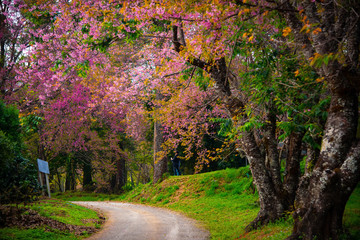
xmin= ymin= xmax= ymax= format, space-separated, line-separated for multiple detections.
xmin=73 ymin=201 xmax=210 ymax=240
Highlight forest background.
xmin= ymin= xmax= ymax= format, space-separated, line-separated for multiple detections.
xmin=0 ymin=0 xmax=359 ymax=240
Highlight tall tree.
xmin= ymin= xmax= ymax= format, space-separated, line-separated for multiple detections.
xmin=121 ymin=1 xmax=360 ymax=239
xmin=273 ymin=1 xmax=360 ymax=239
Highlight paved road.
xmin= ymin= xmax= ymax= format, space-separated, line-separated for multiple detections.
xmin=73 ymin=201 xmax=210 ymax=240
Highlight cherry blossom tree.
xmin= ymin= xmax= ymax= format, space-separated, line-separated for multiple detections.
xmin=13 ymin=0 xmax=359 ymax=238
xmin=120 ymin=1 xmax=359 ymax=239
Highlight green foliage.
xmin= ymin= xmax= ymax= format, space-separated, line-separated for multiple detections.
xmin=211 ymin=118 xmax=233 ymax=137
xmin=0 ymin=131 xmax=15 ymax=168
xmin=76 ymin=60 xmax=90 ymax=78
xmin=0 ymin=155 xmax=41 ymax=205
xmin=120 ymin=19 xmax=142 ymax=43
xmin=193 ymin=68 xmax=211 ymax=91
xmin=0 ymin=101 xmax=21 ymax=145
xmin=23 ymin=6 xmax=55 ymax=27
xmin=0 ymin=101 xmax=41 ymax=205
xmin=21 ymin=114 xmax=43 ymax=135
xmin=151 ymin=19 xmax=171 ymax=32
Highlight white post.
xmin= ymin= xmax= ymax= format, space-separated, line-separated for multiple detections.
xmin=45 ymin=174 xmax=51 ymax=198
xmin=38 ymin=172 xmax=43 ymax=187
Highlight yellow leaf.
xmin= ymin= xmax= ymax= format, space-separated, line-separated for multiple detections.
xmin=312 ymin=27 xmax=322 ymax=35
xmin=282 ymin=27 xmax=292 ymax=37
xmin=294 ymin=70 xmax=300 ymax=77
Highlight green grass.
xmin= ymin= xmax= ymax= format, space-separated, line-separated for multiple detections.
xmin=0 ymin=228 xmax=78 ymax=240
xmin=52 ymin=191 xmax=119 ymax=201
xmin=0 ymin=199 xmax=102 ymax=240
xmin=53 ymin=167 xmax=360 ymax=240
xmin=343 ymin=186 xmax=360 ymax=239
xmin=27 ymin=199 xmax=100 ymax=227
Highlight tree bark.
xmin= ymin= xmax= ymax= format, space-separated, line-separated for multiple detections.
xmin=273 ymin=1 xmax=360 ymax=238
xmin=283 ymin=131 xmax=304 ymax=206
xmin=241 ymin=131 xmax=286 ymax=231
xmin=111 ymin=157 xmax=127 ymax=193
xmin=65 ymin=155 xmax=76 ymax=191
xmin=153 ymin=89 xmax=169 ymax=184
xmin=287 ymin=70 xmax=360 ymax=240
xmin=305 ymin=142 xmax=320 ymax=175
xmin=140 ymin=163 xmax=151 ymax=184
xmin=153 ymin=119 xmax=168 ymax=183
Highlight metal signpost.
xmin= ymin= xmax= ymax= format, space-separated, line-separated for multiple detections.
xmin=37 ymin=159 xmax=51 ymax=198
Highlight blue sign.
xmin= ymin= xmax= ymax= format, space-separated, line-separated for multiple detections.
xmin=37 ymin=159 xmax=50 ymax=174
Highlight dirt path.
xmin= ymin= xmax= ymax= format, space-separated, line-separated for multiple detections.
xmin=73 ymin=201 xmax=210 ymax=240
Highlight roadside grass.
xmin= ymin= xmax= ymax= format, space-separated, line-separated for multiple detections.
xmin=53 ymin=167 xmax=360 ymax=240
xmin=26 ymin=199 xmax=101 ymax=227
xmin=53 ymin=191 xmax=119 ymax=202
xmin=0 ymin=198 xmax=102 ymax=240
xmin=0 ymin=228 xmax=78 ymax=240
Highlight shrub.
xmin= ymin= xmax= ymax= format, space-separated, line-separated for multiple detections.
xmin=0 ymin=155 xmax=41 ymax=205
xmin=0 ymin=101 xmax=41 ymax=205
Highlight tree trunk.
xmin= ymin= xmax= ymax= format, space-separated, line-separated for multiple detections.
xmin=288 ymin=172 xmax=355 ymax=240
xmin=153 ymin=119 xmax=168 ymax=183
xmin=65 ymin=156 xmax=76 ymax=191
xmin=283 ymin=132 xmax=304 ymax=206
xmin=288 ymin=70 xmax=360 ymax=240
xmin=241 ymin=131 xmax=287 ymax=231
xmin=56 ymin=169 xmax=64 ymax=192
xmin=111 ymin=157 xmax=126 ymax=192
xmin=82 ymin=157 xmax=93 ymax=190
xmin=305 ymin=143 xmax=320 ymax=174
xmin=140 ymin=163 xmax=151 ymax=184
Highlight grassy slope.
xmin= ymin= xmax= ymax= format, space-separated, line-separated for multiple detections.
xmin=0 ymin=199 xmax=102 ymax=240
xmin=53 ymin=167 xmax=360 ymax=240
xmin=119 ymin=167 xmax=292 ymax=240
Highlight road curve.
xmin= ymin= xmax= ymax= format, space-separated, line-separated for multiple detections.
xmin=73 ymin=201 xmax=210 ymax=240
